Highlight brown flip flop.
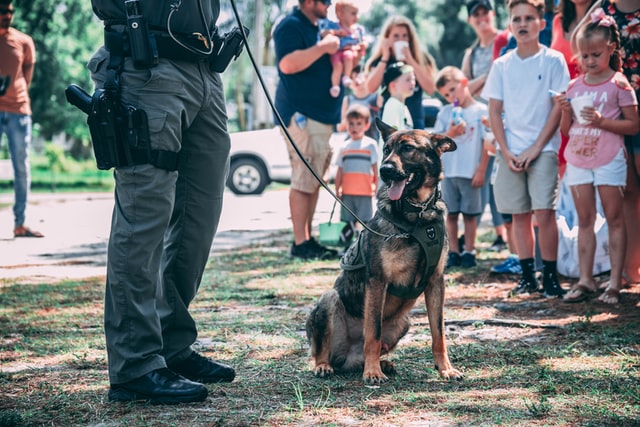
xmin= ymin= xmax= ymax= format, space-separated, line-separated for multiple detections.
xmin=14 ymin=226 xmax=44 ymax=238
xmin=563 ymin=283 xmax=597 ymax=303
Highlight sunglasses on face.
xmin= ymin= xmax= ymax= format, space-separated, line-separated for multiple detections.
xmin=0 ymin=8 xmax=14 ymax=15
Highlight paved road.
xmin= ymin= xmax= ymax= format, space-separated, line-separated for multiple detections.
xmin=0 ymin=188 xmax=340 ymax=282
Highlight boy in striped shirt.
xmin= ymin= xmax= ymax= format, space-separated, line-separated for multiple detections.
xmin=334 ymin=104 xmax=379 ymax=245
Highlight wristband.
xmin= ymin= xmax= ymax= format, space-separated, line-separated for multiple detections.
xmin=379 ymin=59 xmax=388 ymax=64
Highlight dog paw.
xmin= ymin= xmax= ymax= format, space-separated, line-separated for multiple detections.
xmin=313 ymin=364 xmax=334 ymax=378
xmin=380 ymin=360 xmax=396 ymax=375
xmin=439 ymin=367 xmax=464 ymax=381
xmin=363 ymin=369 xmax=388 ymax=384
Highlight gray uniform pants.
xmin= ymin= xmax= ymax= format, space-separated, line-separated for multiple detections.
xmin=89 ymin=48 xmax=230 ymax=384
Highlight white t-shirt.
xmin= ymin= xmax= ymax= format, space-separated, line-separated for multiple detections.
xmin=380 ymin=97 xmax=413 ymax=158
xmin=481 ymin=46 xmax=570 ymax=156
xmin=434 ymin=102 xmax=488 ymax=179
xmin=381 ymin=97 xmax=413 ymax=131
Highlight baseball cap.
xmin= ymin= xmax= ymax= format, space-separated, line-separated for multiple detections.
xmin=466 ymin=0 xmax=492 ymax=15
xmin=381 ymin=62 xmax=413 ymax=97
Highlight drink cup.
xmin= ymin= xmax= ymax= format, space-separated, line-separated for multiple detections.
xmin=393 ymin=41 xmax=409 ymax=61
xmin=570 ymin=95 xmax=594 ymax=125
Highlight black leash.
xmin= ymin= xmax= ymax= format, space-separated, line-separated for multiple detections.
xmin=227 ymin=0 xmax=404 ymax=241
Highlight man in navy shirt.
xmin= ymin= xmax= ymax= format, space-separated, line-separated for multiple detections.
xmin=274 ymin=0 xmax=343 ymax=260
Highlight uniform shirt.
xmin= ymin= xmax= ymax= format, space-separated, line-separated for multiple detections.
xmin=337 ymin=136 xmax=378 ymax=196
xmin=0 ymin=28 xmax=35 ymax=115
xmin=91 ymin=0 xmax=219 ymax=34
xmin=482 ymin=45 xmax=570 ymax=155
xmin=273 ymin=7 xmax=343 ymax=126
xmin=565 ymin=72 xmax=638 ymax=169
xmin=434 ymin=101 xmax=487 ymax=179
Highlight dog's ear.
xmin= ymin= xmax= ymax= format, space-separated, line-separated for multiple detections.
xmin=375 ymin=118 xmax=398 ymax=141
xmin=430 ymin=133 xmax=457 ymax=156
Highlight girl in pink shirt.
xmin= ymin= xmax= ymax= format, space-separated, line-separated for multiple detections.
xmin=557 ymin=8 xmax=639 ymax=304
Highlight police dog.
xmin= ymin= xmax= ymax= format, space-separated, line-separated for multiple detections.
xmin=305 ymin=119 xmax=462 ymax=384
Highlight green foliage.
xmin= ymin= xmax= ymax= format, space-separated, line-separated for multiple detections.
xmin=0 ymin=149 xmax=113 ymax=192
xmin=44 ymin=142 xmax=67 ymax=173
xmin=13 ymin=0 xmax=100 ymax=147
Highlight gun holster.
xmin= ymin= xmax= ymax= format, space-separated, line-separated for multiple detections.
xmin=65 ymin=83 xmax=178 ymax=171
xmin=87 ymin=88 xmax=148 ymax=170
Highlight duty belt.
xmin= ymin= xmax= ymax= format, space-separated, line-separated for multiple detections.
xmin=104 ymin=29 xmax=212 ymax=63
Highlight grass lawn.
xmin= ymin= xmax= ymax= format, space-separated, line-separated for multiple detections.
xmin=1 ymin=230 xmax=639 ymax=426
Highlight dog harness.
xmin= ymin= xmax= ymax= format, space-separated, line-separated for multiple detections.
xmin=340 ymin=192 xmax=445 ymax=300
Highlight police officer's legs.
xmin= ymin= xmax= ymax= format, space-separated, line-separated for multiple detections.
xmin=105 ymin=164 xmax=176 ymax=384
xmin=159 ymin=68 xmax=232 ymax=369
xmin=104 ymin=60 xmax=229 ymax=402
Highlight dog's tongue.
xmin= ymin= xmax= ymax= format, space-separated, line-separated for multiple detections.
xmin=388 ymin=179 xmax=407 ymax=201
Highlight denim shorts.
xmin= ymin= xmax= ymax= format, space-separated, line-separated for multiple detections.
xmin=565 ymin=148 xmax=627 ymax=187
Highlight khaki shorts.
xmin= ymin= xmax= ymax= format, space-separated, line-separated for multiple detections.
xmin=494 ymin=151 xmax=558 ymax=214
xmin=282 ymin=115 xmax=334 ymax=194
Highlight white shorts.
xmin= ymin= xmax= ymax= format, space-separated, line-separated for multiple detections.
xmin=565 ymin=148 xmax=627 ymax=187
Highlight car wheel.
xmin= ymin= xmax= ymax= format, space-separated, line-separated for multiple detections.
xmin=227 ymin=158 xmax=269 ymax=195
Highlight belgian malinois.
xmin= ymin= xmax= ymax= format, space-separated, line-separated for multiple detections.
xmin=305 ymin=119 xmax=463 ymax=384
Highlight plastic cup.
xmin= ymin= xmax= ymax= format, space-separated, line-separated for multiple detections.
xmin=393 ymin=41 xmax=409 ymax=61
xmin=570 ymin=95 xmax=594 ymax=125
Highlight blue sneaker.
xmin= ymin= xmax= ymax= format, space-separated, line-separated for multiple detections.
xmin=446 ymin=252 xmax=462 ymax=269
xmin=460 ymin=252 xmax=477 ymax=268
xmin=490 ymin=255 xmax=522 ymax=274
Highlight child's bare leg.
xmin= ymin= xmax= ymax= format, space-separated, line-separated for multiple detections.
xmin=533 ymin=208 xmax=557 ymax=262
xmin=505 ymin=220 xmax=516 ymax=254
xmin=343 ymin=55 xmax=355 ymax=81
xmin=598 ymin=185 xmax=626 ymax=293
xmin=462 ymin=214 xmax=477 ymax=253
xmin=512 ymin=212 xmax=534 ymax=259
xmin=446 ymin=213 xmax=460 ymax=253
xmin=331 ymin=61 xmax=343 ymax=89
xmin=571 ymin=184 xmax=597 ymax=288
xmin=329 ymin=59 xmax=343 ymax=97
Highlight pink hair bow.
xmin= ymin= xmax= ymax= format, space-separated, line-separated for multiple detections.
xmin=590 ymin=8 xmax=615 ymax=27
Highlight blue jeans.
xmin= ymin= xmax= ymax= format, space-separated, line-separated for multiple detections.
xmin=0 ymin=112 xmax=32 ymax=227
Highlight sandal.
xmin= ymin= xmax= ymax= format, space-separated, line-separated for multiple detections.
xmin=13 ymin=226 xmax=44 ymax=238
xmin=597 ymin=287 xmax=620 ymax=305
xmin=563 ymin=283 xmax=597 ymax=303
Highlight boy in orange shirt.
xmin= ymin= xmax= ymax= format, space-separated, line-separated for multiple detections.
xmin=334 ymin=104 xmax=379 ymax=245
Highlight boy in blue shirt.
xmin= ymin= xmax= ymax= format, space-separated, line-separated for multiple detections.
xmin=435 ymin=66 xmax=490 ymax=269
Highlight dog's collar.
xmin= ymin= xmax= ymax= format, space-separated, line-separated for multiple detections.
xmin=395 ymin=187 xmax=441 ymax=223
